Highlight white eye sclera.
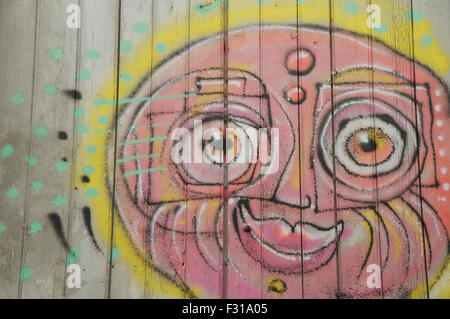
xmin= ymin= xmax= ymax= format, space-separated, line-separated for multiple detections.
xmin=319 ymin=98 xmax=418 ymax=180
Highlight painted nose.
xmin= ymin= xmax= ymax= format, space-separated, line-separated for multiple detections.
xmin=274 ymin=146 xmax=316 ymax=209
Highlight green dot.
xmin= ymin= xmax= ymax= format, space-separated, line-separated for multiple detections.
xmin=67 ymin=246 xmax=81 ymax=264
xmin=77 ymin=69 xmax=92 ymax=81
xmin=76 ymin=123 xmax=89 ymax=133
xmin=120 ymin=73 xmax=133 ymax=82
xmin=155 ymin=42 xmax=167 ymax=53
xmin=31 ymin=181 xmax=43 ymax=194
xmin=195 ymin=0 xmax=223 ymax=13
xmin=94 ymin=99 xmax=103 ymax=108
xmin=33 ymin=126 xmax=49 ymax=138
xmin=0 ymin=222 xmax=7 ymax=234
xmin=373 ymin=24 xmax=389 ymax=34
xmin=28 ymin=222 xmax=43 ymax=235
xmin=86 ymin=145 xmax=97 ymax=154
xmin=54 ymin=161 xmax=68 ymax=172
xmin=422 ymin=35 xmax=432 ymax=47
xmin=133 ymin=22 xmax=148 ymax=34
xmin=48 ymin=48 xmax=64 ymax=60
xmin=297 ymin=0 xmax=308 ymax=2
xmin=6 ymin=187 xmax=19 ymax=199
xmin=52 ymin=196 xmax=67 ymax=207
xmin=74 ymin=107 xmax=86 ymax=118
xmin=120 ymin=41 xmax=132 ymax=52
xmin=26 ymin=156 xmax=37 ymax=167
xmin=82 ymin=165 xmax=95 ymax=175
xmin=97 ymin=115 xmax=110 ymax=125
xmin=19 ymin=267 xmax=33 ymax=281
xmin=44 ymin=84 xmax=58 ymax=95
xmin=10 ymin=93 xmax=25 ymax=105
xmin=85 ymin=49 xmax=100 ymax=59
xmin=110 ymin=248 xmax=121 ymax=260
xmin=343 ymin=2 xmax=359 ymax=15
xmin=85 ymin=188 xmax=99 ymax=198
xmin=1 ymin=144 xmax=14 ymax=158
xmin=406 ymin=10 xmax=425 ymax=22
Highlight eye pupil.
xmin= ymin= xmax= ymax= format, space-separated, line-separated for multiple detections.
xmin=359 ymin=136 xmax=377 ymax=153
xmin=202 ymin=135 xmax=234 ymax=152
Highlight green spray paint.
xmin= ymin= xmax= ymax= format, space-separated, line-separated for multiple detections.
xmin=76 ymin=123 xmax=89 ymax=133
xmin=52 ymin=196 xmax=67 ymax=207
xmin=120 ymin=73 xmax=133 ymax=82
xmin=155 ymin=42 xmax=167 ymax=53
xmin=406 ymin=10 xmax=425 ymax=22
xmin=82 ymin=165 xmax=95 ymax=175
xmin=86 ymin=145 xmax=97 ymax=154
xmin=120 ymin=41 xmax=133 ymax=52
xmin=422 ymin=35 xmax=432 ymax=47
xmin=32 ymin=181 xmax=43 ymax=194
xmin=97 ymin=115 xmax=110 ymax=124
xmin=85 ymin=188 xmax=99 ymax=198
xmin=67 ymin=247 xmax=81 ymax=264
xmin=48 ymin=48 xmax=64 ymax=60
xmin=343 ymin=2 xmax=359 ymax=15
xmin=133 ymin=23 xmax=148 ymax=33
xmin=6 ymin=187 xmax=19 ymax=199
xmin=19 ymin=267 xmax=32 ymax=281
xmin=10 ymin=93 xmax=25 ymax=105
xmin=54 ymin=161 xmax=68 ymax=172
xmin=110 ymin=248 xmax=121 ymax=261
xmin=44 ymin=84 xmax=58 ymax=95
xmin=1 ymin=144 xmax=14 ymax=158
xmin=77 ymin=69 xmax=92 ymax=81
xmin=28 ymin=222 xmax=43 ymax=235
xmin=85 ymin=49 xmax=100 ymax=59
xmin=33 ymin=126 xmax=49 ymax=138
xmin=26 ymin=156 xmax=37 ymax=167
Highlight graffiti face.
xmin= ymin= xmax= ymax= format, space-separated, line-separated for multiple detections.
xmin=111 ymin=26 xmax=449 ymax=298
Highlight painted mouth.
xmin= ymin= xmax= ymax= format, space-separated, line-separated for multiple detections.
xmin=234 ymin=199 xmax=344 ymax=273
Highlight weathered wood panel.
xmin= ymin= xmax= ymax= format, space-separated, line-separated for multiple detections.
xmin=0 ymin=0 xmax=449 ymax=299
xmin=65 ymin=0 xmax=120 ymax=299
xmin=0 ymin=0 xmax=38 ymax=299
xmin=19 ymin=0 xmax=79 ymax=299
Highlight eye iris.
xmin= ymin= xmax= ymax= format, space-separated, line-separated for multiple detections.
xmin=359 ymin=134 xmax=377 ymax=153
xmin=348 ymin=128 xmax=393 ymax=166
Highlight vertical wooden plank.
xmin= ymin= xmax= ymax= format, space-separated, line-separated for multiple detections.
xmin=329 ymin=0 xmax=386 ymax=298
xmin=295 ymin=0 xmax=341 ymax=299
xmin=259 ymin=0 xmax=305 ymax=299
xmin=408 ymin=0 xmax=450 ymax=298
xmin=107 ymin=0 xmax=152 ymax=299
xmin=66 ymin=0 xmax=120 ymax=299
xmin=0 ymin=0 xmax=37 ymax=299
xmin=380 ymin=0 xmax=428 ymax=298
xmin=225 ymin=0 xmax=262 ymax=299
xmin=180 ymin=0 xmax=226 ymax=299
xmin=110 ymin=0 xmax=196 ymax=299
xmin=17 ymin=0 xmax=79 ymax=298
xmin=411 ymin=0 xmax=450 ymax=299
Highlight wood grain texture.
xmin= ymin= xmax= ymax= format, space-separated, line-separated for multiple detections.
xmin=0 ymin=0 xmax=37 ymax=299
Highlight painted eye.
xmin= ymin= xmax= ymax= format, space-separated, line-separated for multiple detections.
xmin=335 ymin=115 xmax=405 ymax=177
xmin=199 ymin=119 xmax=257 ymax=166
xmin=178 ymin=116 xmax=260 ymax=185
xmin=319 ymin=98 xmax=419 ymax=188
xmin=347 ymin=128 xmax=394 ymax=165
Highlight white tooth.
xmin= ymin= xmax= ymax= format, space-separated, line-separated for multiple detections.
xmin=279 ymin=222 xmax=293 ymax=235
xmin=336 ymin=222 xmax=343 ymax=235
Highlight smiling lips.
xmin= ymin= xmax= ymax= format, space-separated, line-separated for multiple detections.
xmin=233 ymin=199 xmax=344 ymax=273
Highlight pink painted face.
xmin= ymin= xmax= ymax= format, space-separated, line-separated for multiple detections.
xmin=112 ymin=26 xmax=449 ymax=298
